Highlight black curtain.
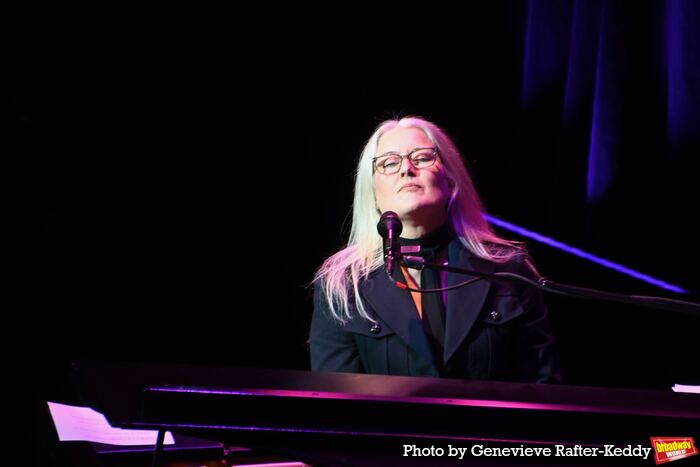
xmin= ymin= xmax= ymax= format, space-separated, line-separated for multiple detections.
xmin=8 ymin=2 xmax=700 ymax=409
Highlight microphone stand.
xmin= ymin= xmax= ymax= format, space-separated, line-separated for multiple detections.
xmin=396 ymin=255 xmax=700 ymax=319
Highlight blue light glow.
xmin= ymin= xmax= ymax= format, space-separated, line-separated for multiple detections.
xmin=486 ymin=215 xmax=689 ymax=294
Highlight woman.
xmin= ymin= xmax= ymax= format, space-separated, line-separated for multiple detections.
xmin=310 ymin=117 xmax=560 ymax=383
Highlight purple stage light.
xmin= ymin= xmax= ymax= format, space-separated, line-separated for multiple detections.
xmin=486 ymin=215 xmax=689 ymax=294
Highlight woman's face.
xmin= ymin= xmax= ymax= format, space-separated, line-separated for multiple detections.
xmin=373 ymin=127 xmax=450 ymax=225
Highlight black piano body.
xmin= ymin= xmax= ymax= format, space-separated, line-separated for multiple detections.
xmin=72 ymin=360 xmax=700 ymax=466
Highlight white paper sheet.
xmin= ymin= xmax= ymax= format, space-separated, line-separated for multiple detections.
xmin=47 ymin=401 xmax=175 ymax=446
xmin=672 ymin=384 xmax=700 ymax=394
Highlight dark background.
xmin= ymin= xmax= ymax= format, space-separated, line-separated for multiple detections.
xmin=8 ymin=4 xmax=700 ymax=427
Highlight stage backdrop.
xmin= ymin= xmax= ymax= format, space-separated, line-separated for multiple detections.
xmin=8 ymin=1 xmax=699 ymax=406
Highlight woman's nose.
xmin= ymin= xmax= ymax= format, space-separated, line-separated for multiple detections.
xmin=400 ymin=160 xmax=417 ymax=177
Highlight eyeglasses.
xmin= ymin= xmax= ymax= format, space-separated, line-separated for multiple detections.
xmin=372 ymin=147 xmax=439 ymax=175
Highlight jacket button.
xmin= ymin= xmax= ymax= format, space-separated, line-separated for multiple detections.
xmin=490 ymin=310 xmax=502 ymax=322
xmin=370 ymin=323 xmax=382 ymax=334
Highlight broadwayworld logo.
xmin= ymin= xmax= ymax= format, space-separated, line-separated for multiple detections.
xmin=651 ymin=437 xmax=698 ymax=464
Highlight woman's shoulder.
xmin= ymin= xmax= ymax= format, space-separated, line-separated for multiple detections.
xmin=496 ymin=252 xmax=542 ymax=284
xmin=474 ymin=241 xmax=539 ymax=276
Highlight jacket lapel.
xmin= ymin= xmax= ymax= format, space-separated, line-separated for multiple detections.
xmin=359 ymin=239 xmax=495 ymax=371
xmin=444 ymin=239 xmax=494 ymax=363
xmin=359 ymin=269 xmax=436 ymax=367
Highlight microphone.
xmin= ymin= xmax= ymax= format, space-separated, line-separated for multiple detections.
xmin=377 ymin=211 xmax=402 ymax=276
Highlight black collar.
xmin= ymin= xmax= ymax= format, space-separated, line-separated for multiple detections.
xmin=397 ymin=223 xmax=453 ymax=258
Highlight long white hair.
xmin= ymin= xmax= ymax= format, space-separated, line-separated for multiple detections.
xmin=313 ymin=117 xmax=522 ymax=324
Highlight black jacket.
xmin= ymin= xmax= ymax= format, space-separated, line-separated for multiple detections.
xmin=310 ymin=239 xmax=561 ymax=383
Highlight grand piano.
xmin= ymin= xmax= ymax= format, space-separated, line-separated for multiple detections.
xmin=71 ymin=360 xmax=700 ymax=466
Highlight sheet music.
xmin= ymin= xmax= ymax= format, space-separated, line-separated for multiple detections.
xmin=671 ymin=384 xmax=700 ymax=394
xmin=47 ymin=401 xmax=175 ymax=446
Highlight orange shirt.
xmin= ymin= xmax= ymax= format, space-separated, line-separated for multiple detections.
xmin=400 ymin=264 xmax=424 ymax=319
xmin=399 ymin=249 xmax=447 ymax=320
